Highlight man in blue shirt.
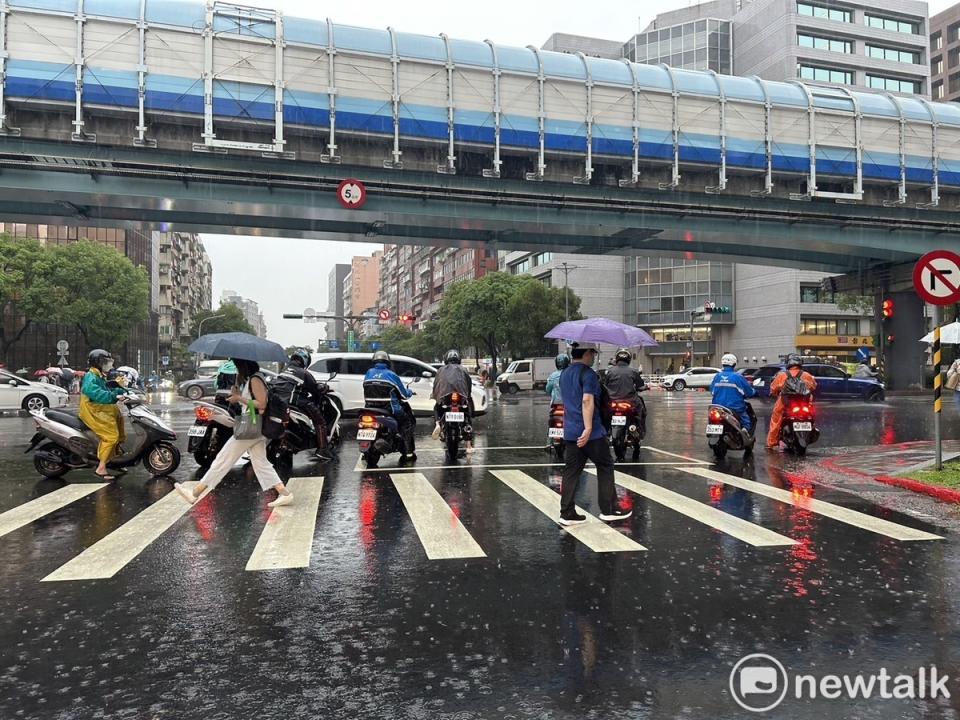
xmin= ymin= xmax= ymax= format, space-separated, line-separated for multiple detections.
xmin=558 ymin=343 xmax=631 ymax=526
xmin=709 ymin=353 xmax=756 ymax=433
xmin=364 ymin=350 xmax=417 ymax=459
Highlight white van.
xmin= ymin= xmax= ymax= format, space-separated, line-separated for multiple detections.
xmin=496 ymin=357 xmax=555 ymax=394
xmin=309 ymin=352 xmax=487 ymax=416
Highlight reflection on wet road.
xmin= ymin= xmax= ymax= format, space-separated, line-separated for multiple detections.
xmin=0 ymin=392 xmax=957 ymax=719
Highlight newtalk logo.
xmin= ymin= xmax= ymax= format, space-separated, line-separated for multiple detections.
xmin=730 ymin=654 xmax=952 ymax=713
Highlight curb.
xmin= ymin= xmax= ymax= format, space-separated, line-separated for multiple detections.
xmin=874 ymin=475 xmax=960 ymax=505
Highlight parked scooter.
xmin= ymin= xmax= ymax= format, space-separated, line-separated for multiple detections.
xmin=357 ymin=380 xmax=416 ymax=468
xmin=705 ymin=403 xmax=756 ymax=459
xmin=26 ymin=393 xmax=180 ymax=479
xmin=547 ymin=403 xmax=565 ymax=461
xmin=436 ymin=391 xmax=470 ymax=462
xmin=779 ymin=391 xmax=819 ymax=455
xmin=609 ymin=397 xmax=646 ymax=462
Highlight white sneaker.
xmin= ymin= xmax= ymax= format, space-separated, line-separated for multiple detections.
xmin=174 ymin=482 xmax=197 ymax=505
xmin=432 ymin=423 xmax=441 ymax=440
xmin=599 ymin=509 xmax=632 ymax=522
xmin=268 ymin=491 xmax=294 ymax=508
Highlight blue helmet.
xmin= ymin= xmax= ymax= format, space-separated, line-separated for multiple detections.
xmin=289 ymin=348 xmax=311 ymax=368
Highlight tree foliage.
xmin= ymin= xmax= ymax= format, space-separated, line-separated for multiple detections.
xmin=505 ymin=280 xmax=581 ymax=358
xmin=189 ymin=305 xmax=254 ymax=338
xmin=40 ymin=240 xmax=151 ymax=349
xmin=835 ymin=293 xmax=874 ymax=316
xmin=0 ymin=234 xmax=56 ymax=360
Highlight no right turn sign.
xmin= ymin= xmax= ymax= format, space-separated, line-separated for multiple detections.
xmin=913 ymin=250 xmax=960 ymax=306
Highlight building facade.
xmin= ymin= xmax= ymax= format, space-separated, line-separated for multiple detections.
xmin=221 ymin=290 xmax=267 ymax=338
xmin=930 ymin=3 xmax=960 ymax=102
xmin=325 ymin=263 xmax=351 ymax=345
xmin=349 ymin=252 xmax=382 ymax=317
xmin=157 ymin=232 xmax=212 ymax=365
xmin=0 ymin=223 xmax=160 ymax=373
xmin=624 ymin=12 xmax=733 ymax=72
xmin=541 ymin=32 xmax=623 ymax=59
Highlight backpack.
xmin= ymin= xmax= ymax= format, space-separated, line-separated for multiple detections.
xmin=783 ymin=373 xmax=810 ymax=397
xmin=250 ymin=372 xmax=288 ymax=440
xmin=579 ymin=364 xmax=613 ymax=431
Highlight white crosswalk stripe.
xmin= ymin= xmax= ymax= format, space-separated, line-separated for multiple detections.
xmin=246 ymin=477 xmax=325 ymax=571
xmin=490 ymin=469 xmax=647 ymax=553
xmin=679 ymin=467 xmax=944 ymax=542
xmin=390 ymin=473 xmax=486 ymax=560
xmin=42 ymin=482 xmax=203 ymax=582
xmin=590 ymin=469 xmax=796 ymax=547
xmin=0 ymin=483 xmax=108 ymax=539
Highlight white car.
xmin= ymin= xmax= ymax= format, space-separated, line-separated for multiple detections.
xmin=660 ymin=367 xmax=721 ymax=391
xmin=0 ymin=369 xmax=69 ymax=412
xmin=309 ymin=353 xmax=487 ymax=417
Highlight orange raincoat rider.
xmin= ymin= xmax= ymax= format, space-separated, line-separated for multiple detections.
xmin=767 ymin=354 xmax=817 ymax=449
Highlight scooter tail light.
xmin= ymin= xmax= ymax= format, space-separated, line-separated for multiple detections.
xmin=194 ymin=406 xmax=213 ymax=422
xmin=451 ymin=392 xmax=461 ymax=403
xmin=359 ymin=414 xmax=377 ymax=428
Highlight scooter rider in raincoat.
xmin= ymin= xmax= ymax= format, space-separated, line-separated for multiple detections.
xmin=709 ymin=353 xmax=757 ymax=434
xmin=767 ymin=354 xmax=817 ymax=449
xmin=364 ymin=350 xmax=417 ymax=460
xmin=79 ymin=349 xmax=129 ymax=480
xmin=430 ymin=349 xmax=475 ymax=454
xmin=286 ymin=348 xmax=333 ymax=461
xmin=545 ymin=353 xmax=570 ymax=404
xmin=603 ymin=349 xmax=649 ymax=433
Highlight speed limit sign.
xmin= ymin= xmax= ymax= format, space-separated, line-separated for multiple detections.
xmin=336 ymin=179 xmax=367 ymax=209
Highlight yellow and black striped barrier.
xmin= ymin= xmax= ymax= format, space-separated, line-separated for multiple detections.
xmin=934 ymin=324 xmax=943 ymax=471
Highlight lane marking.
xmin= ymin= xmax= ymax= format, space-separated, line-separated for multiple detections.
xmin=590 ymin=469 xmax=795 ymax=547
xmin=0 ymin=484 xmax=108 ymax=539
xmin=42 ymin=482 xmax=203 ymax=582
xmin=389 ymin=473 xmax=486 ymax=560
xmin=679 ymin=467 xmax=944 ymax=542
xmin=643 ymin=446 xmax=712 ymax=465
xmin=358 ymin=462 xmax=702 ymax=473
xmin=245 ymin=477 xmax=325 ymax=571
xmin=491 ymin=470 xmax=646 ymax=553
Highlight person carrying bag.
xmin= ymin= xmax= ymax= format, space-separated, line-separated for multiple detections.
xmin=947 ymin=357 xmax=960 ymax=412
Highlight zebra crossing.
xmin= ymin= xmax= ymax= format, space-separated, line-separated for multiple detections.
xmin=0 ymin=460 xmax=944 ymax=584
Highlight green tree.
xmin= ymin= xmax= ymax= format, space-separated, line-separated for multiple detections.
xmin=505 ymin=278 xmax=581 ymax=358
xmin=41 ymin=240 xmax=150 ymax=349
xmin=0 ymin=234 xmax=58 ymax=361
xmin=835 ymin=293 xmax=874 ymax=315
xmin=189 ymin=305 xmax=254 ymax=338
xmin=374 ymin=324 xmax=417 ymax=356
xmin=284 ymin=344 xmax=314 ymax=357
xmin=438 ymin=272 xmax=521 ymax=372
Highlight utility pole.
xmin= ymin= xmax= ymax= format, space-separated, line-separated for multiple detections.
xmin=559 ymin=262 xmax=579 ymax=321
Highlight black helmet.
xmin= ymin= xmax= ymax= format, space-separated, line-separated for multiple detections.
xmin=289 ymin=348 xmax=311 ymax=368
xmin=372 ymin=350 xmax=391 ymax=366
xmin=615 ymin=349 xmax=631 ymax=364
xmin=444 ymin=349 xmax=461 ymax=365
xmin=88 ymin=349 xmax=113 ymax=371
xmin=786 ymin=353 xmax=803 ymax=369
xmin=555 ymin=353 xmax=570 ymax=370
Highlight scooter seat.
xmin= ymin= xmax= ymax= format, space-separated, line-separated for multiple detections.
xmin=46 ymin=409 xmax=88 ymax=431
xmin=360 ymin=406 xmax=393 ymax=417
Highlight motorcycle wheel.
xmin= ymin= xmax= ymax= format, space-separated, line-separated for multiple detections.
xmin=267 ymin=444 xmax=293 ymax=470
xmin=632 ymin=445 xmax=641 ymax=461
xmin=34 ymin=443 xmax=69 ymax=479
xmin=144 ymin=442 xmax=181 ymax=476
xmin=711 ymin=442 xmax=728 ymax=459
xmin=612 ymin=429 xmax=626 ymax=462
xmin=363 ymin=449 xmax=381 ymax=469
xmin=445 ymin=431 xmax=460 ymax=463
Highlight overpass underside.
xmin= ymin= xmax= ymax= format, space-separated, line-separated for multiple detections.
xmin=0 ymin=114 xmax=956 ymax=274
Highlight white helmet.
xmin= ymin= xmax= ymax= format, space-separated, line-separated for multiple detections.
xmin=721 ymin=353 xmax=738 ymax=368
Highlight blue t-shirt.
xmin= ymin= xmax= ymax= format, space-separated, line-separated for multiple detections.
xmin=559 ymin=363 xmax=606 ymax=442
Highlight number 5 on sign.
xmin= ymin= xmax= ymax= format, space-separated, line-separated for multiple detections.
xmin=336 ymin=178 xmax=367 ymax=209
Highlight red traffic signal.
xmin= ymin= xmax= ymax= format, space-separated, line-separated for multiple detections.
xmin=886 ymin=333 xmax=895 ymax=344
xmin=398 ymin=314 xmax=415 ymax=323
xmin=881 ymin=298 xmax=894 ymax=319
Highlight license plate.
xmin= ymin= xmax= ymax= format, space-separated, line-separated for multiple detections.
xmin=611 ymin=415 xmax=627 ymax=426
xmin=706 ymin=424 xmax=724 ymax=435
xmin=357 ymin=429 xmax=377 ymax=441
xmin=187 ymin=425 xmax=207 ymax=438
xmin=548 ymin=428 xmax=564 ymax=439
xmin=793 ymin=422 xmax=812 ymax=431
xmin=445 ymin=412 xmax=465 ymax=422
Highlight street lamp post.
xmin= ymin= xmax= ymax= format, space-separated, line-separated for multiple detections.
xmin=558 ymin=262 xmax=579 ymax=321
xmin=194 ymin=313 xmax=225 ymax=369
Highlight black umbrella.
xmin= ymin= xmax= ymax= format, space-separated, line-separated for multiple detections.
xmin=187 ymin=332 xmax=288 ymax=364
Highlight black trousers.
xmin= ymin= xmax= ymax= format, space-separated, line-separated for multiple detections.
xmin=560 ymin=437 xmax=617 ymax=518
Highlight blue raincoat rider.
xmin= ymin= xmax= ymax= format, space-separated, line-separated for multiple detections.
xmin=545 ymin=353 xmax=570 ymax=404
xmin=363 ymin=350 xmax=416 ymax=457
xmin=709 ymin=353 xmax=756 ymax=432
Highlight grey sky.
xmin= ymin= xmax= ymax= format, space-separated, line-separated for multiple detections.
xmin=202 ymin=0 xmax=951 ymax=348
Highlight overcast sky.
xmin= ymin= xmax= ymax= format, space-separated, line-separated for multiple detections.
xmin=202 ymin=0 xmax=953 ymax=348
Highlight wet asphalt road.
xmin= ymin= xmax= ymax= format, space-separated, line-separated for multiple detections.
xmin=1 ymin=391 xmax=959 ymax=720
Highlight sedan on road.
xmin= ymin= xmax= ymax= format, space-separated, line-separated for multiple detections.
xmin=0 ymin=369 xmax=69 ymax=412
xmin=659 ymin=367 xmax=721 ymax=391
xmin=177 ymin=369 xmax=278 ymax=400
xmin=752 ymin=363 xmax=885 ymax=401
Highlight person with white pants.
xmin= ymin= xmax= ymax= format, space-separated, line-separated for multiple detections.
xmin=175 ymin=359 xmax=292 ymax=508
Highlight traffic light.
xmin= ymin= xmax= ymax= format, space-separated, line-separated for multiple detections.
xmin=398 ymin=314 xmax=415 ymax=324
xmin=881 ymin=298 xmax=894 ymax=320
xmin=886 ymin=333 xmax=895 ymax=345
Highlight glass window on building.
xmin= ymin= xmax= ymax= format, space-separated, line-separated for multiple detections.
xmin=950 ymin=72 xmax=960 ymax=95
xmin=800 ymin=284 xmax=836 ymax=303
xmin=934 ymin=80 xmax=945 ymax=99
xmin=867 ymin=75 xmax=920 ymax=94
xmin=866 ymin=45 xmax=920 ymax=64
xmin=950 ymin=47 xmax=960 ymax=69
xmin=865 ymin=14 xmax=919 ymax=35
xmin=798 ymin=33 xmax=853 ymax=54
xmin=933 ymin=56 xmax=944 ymax=75
xmin=933 ymin=31 xmax=943 ymax=50
xmin=949 ymin=22 xmax=960 ymax=43
xmin=798 ymin=64 xmax=854 ymax=84
xmin=797 ymin=2 xmax=851 ymax=23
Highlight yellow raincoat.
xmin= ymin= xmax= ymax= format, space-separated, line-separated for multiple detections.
xmin=78 ymin=368 xmax=126 ymax=464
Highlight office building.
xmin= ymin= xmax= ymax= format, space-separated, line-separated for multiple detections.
xmin=349 ymin=252 xmax=382 ymax=316
xmin=541 ymin=32 xmax=623 ymax=59
xmin=325 ymin=263 xmax=351 ymax=345
xmin=157 ymin=232 xmax=212 ymax=365
xmin=930 ymin=3 xmax=960 ymax=101
xmin=221 ymin=290 xmax=267 ymax=338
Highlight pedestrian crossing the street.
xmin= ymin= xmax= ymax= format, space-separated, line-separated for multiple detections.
xmin=0 ymin=457 xmax=944 ymax=583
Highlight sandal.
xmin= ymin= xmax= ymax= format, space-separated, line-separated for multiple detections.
xmin=94 ymin=471 xmax=117 ymax=481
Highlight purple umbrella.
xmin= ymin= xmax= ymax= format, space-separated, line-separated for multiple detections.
xmin=545 ymin=318 xmax=658 ymax=348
